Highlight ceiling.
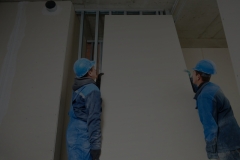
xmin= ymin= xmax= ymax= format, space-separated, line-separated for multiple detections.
xmin=0 ymin=0 xmax=228 ymax=48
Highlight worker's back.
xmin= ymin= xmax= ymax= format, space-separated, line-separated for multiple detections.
xmin=196 ymin=82 xmax=240 ymax=152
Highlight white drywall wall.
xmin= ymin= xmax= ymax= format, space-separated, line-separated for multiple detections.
xmin=100 ymin=15 xmax=206 ymax=160
xmin=182 ymin=48 xmax=240 ymax=123
xmin=59 ymin=7 xmax=80 ymax=160
xmin=0 ymin=2 xmax=78 ymax=160
xmin=217 ymin=0 xmax=240 ymax=94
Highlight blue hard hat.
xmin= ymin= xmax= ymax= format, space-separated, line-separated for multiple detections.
xmin=193 ymin=59 xmax=217 ymax=75
xmin=73 ymin=58 xmax=95 ymax=77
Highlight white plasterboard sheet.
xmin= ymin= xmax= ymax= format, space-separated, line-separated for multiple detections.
xmin=100 ymin=15 xmax=206 ymax=160
xmin=217 ymin=0 xmax=240 ymax=93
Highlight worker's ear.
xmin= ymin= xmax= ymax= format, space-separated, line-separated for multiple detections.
xmin=196 ymin=74 xmax=201 ymax=81
xmin=87 ymin=68 xmax=93 ymax=77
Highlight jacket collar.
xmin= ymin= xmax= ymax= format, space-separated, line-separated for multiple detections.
xmin=194 ymin=82 xmax=209 ymax=100
xmin=72 ymin=77 xmax=96 ymax=91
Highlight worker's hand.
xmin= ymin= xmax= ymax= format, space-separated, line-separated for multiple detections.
xmin=90 ymin=149 xmax=101 ymax=160
xmin=184 ymin=69 xmax=191 ymax=77
xmin=96 ymin=73 xmax=104 ymax=89
xmin=98 ymin=73 xmax=104 ymax=77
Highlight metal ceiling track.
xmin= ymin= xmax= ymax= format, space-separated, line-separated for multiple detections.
xmin=75 ymin=9 xmax=171 ymax=16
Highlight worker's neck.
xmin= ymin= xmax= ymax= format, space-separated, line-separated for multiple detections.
xmin=197 ymin=81 xmax=206 ymax=89
xmin=87 ymin=75 xmax=96 ymax=81
xmin=196 ymin=80 xmax=204 ymax=87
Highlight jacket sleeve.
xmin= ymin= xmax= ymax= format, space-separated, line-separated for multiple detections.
xmin=197 ymin=95 xmax=218 ymax=159
xmin=85 ymin=90 xmax=102 ymax=150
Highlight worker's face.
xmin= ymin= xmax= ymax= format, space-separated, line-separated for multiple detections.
xmin=192 ymin=70 xmax=200 ymax=85
xmin=88 ymin=67 xmax=97 ymax=80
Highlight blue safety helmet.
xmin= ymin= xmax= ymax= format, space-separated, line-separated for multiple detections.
xmin=193 ymin=59 xmax=217 ymax=75
xmin=73 ymin=58 xmax=95 ymax=78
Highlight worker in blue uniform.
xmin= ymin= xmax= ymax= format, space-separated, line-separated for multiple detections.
xmin=186 ymin=59 xmax=240 ymax=160
xmin=66 ymin=58 xmax=102 ymax=160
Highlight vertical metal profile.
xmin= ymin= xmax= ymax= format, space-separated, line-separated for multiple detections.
xmin=78 ymin=11 xmax=85 ymax=59
xmin=93 ymin=11 xmax=99 ymax=65
xmin=99 ymin=42 xmax=103 ymax=73
xmin=91 ymin=42 xmax=94 ymax=59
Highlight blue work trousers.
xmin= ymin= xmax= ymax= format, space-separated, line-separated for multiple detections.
xmin=66 ymin=119 xmax=92 ymax=160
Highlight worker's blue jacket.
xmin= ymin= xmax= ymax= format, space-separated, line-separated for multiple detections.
xmin=194 ymin=82 xmax=240 ymax=159
xmin=66 ymin=77 xmax=102 ymax=160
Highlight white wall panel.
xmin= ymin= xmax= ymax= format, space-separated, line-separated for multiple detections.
xmin=101 ymin=15 xmax=206 ymax=160
xmin=0 ymin=2 xmax=77 ymax=160
xmin=217 ymin=0 xmax=240 ymax=94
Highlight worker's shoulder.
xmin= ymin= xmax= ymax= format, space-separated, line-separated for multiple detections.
xmin=201 ymin=82 xmax=221 ymax=97
xmin=206 ymin=82 xmax=220 ymax=89
xmin=81 ymin=83 xmax=100 ymax=96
